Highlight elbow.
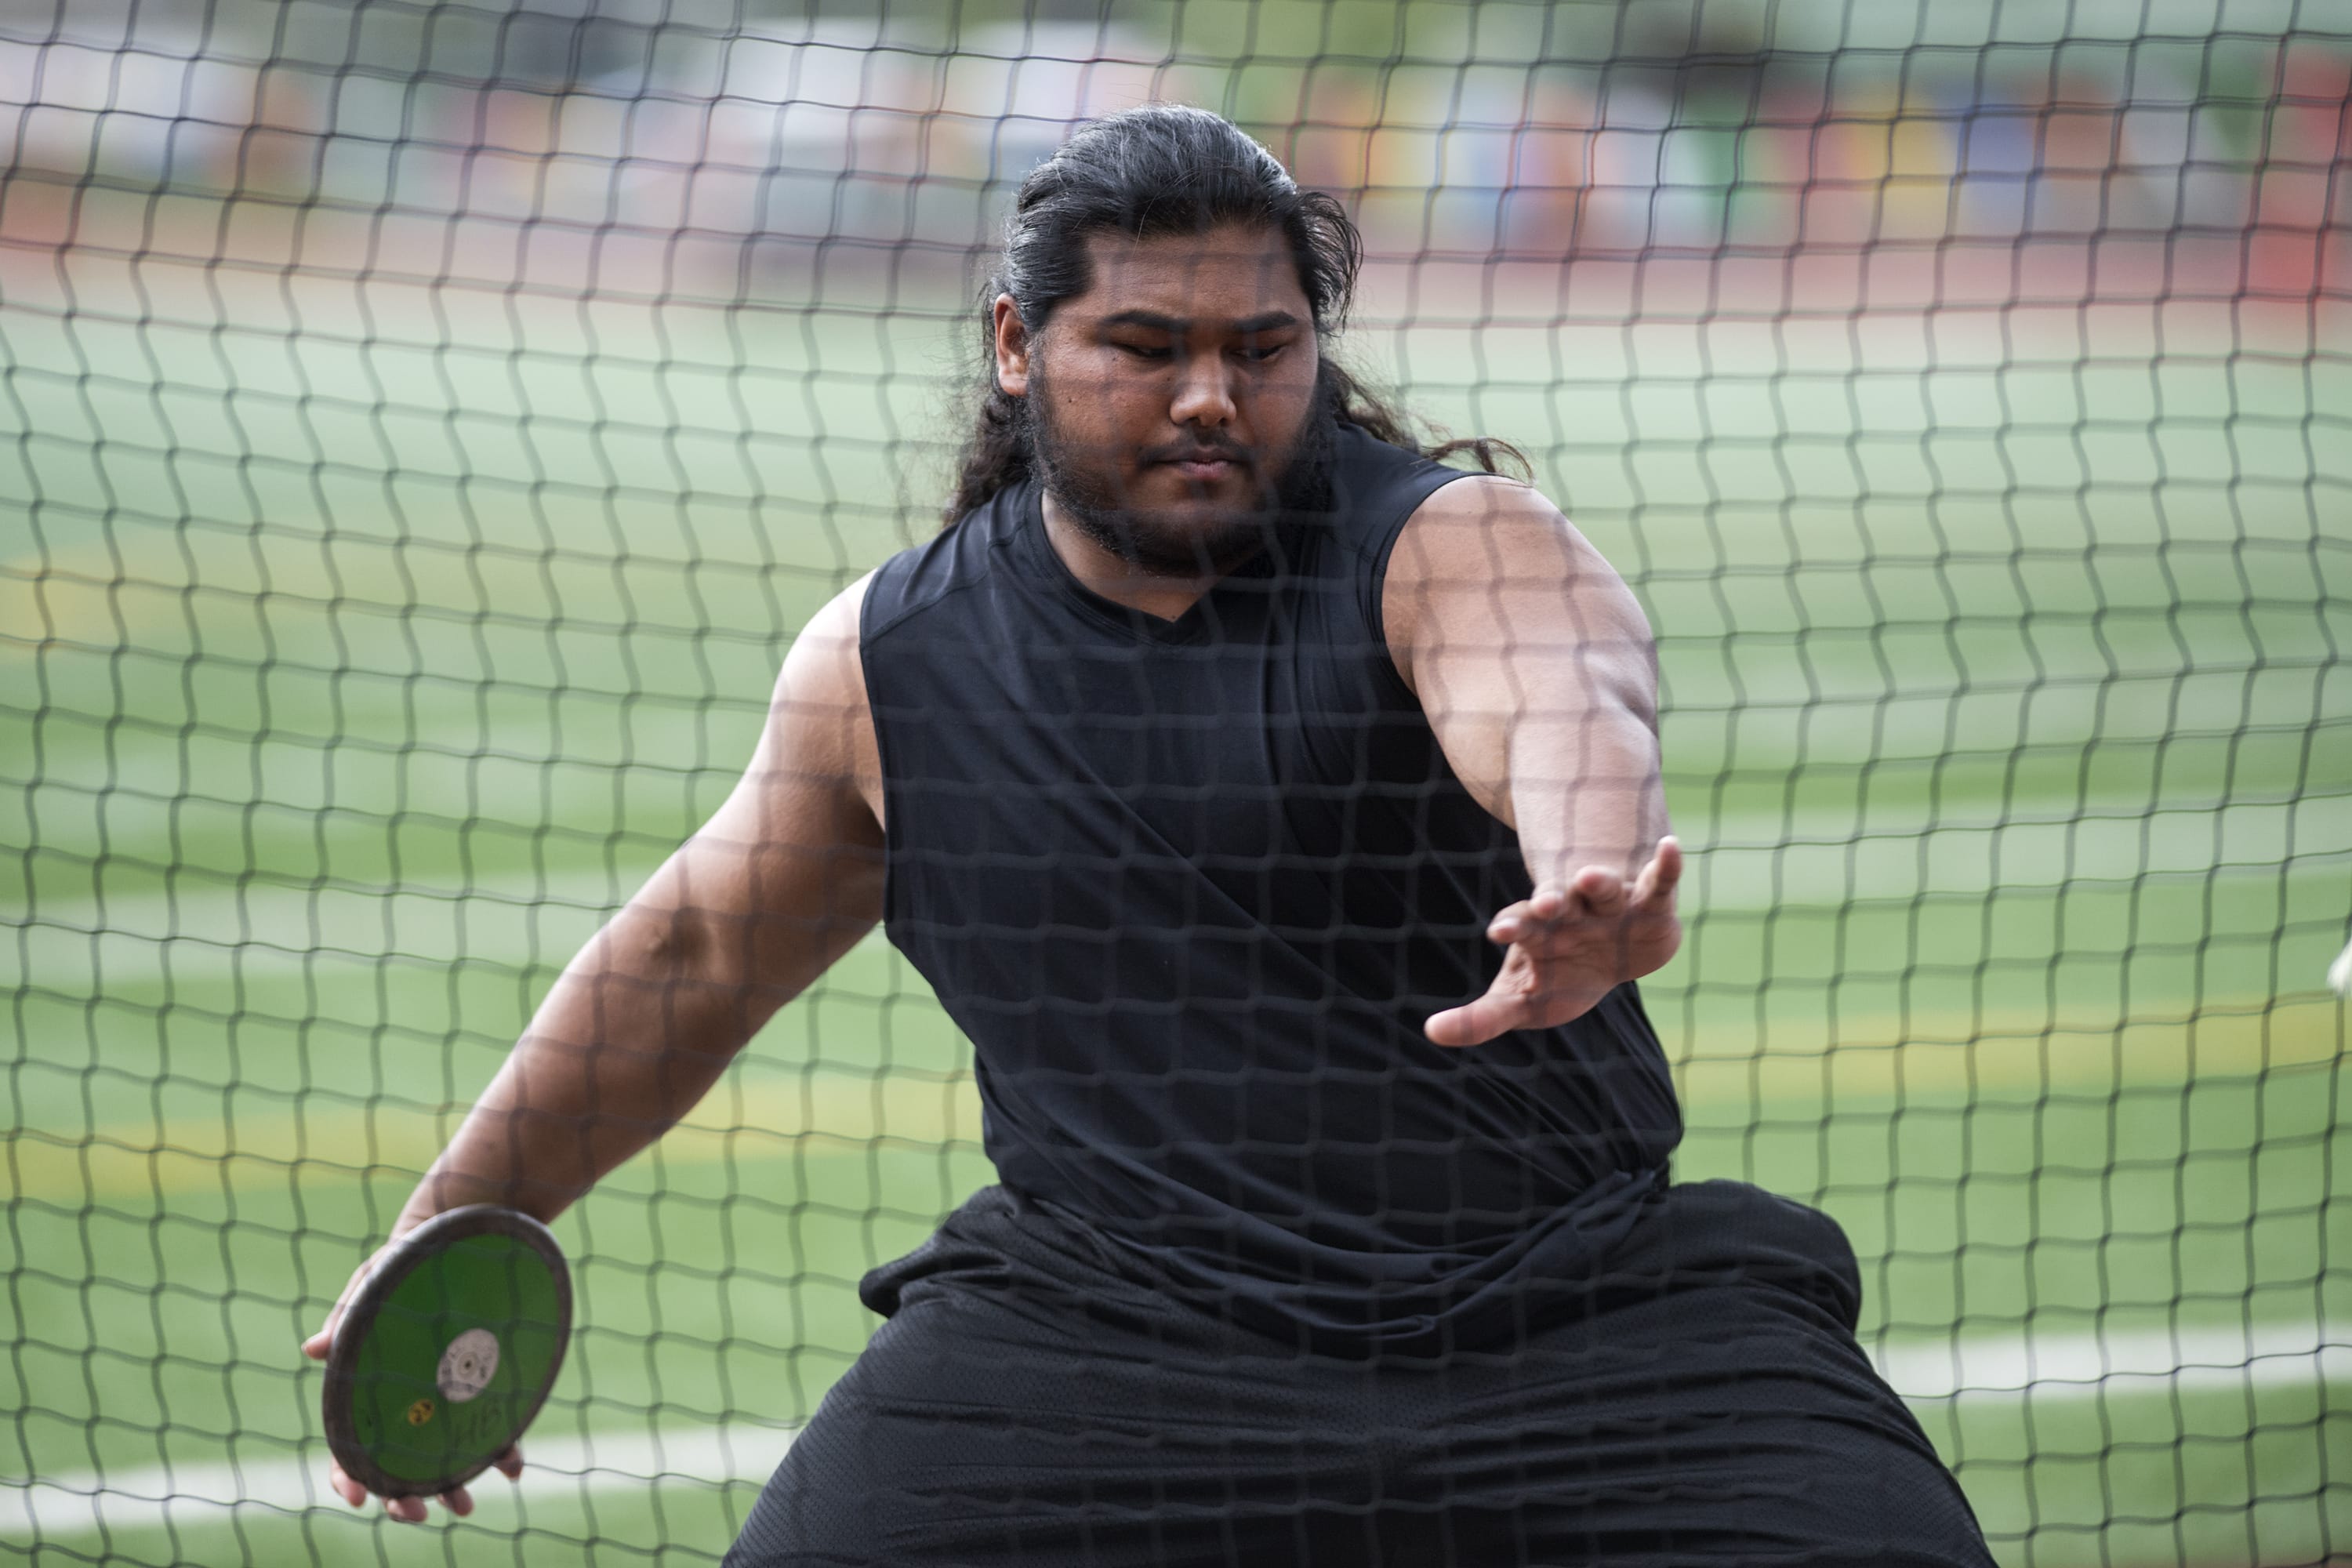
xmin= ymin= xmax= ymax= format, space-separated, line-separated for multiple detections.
xmin=1605 ymin=659 xmax=1661 ymax=739
xmin=590 ymin=903 xmax=760 ymax=1061
xmin=608 ymin=902 xmax=724 ymax=986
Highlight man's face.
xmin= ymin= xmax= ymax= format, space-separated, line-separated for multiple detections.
xmin=996 ymin=223 xmax=1324 ymax=576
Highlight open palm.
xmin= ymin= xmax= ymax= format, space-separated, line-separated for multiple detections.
xmin=1425 ymin=837 xmax=1683 ymax=1047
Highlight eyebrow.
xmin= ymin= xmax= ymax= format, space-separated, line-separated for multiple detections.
xmin=1095 ymin=309 xmax=1304 ymax=336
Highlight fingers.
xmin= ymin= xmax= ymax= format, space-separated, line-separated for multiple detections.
xmin=1495 ymin=838 xmax=1683 ymax=945
xmin=1572 ymin=865 xmax=1628 ymax=916
xmin=1486 ymin=897 xmax=1538 ymax=944
xmin=1424 ymin=992 xmax=1519 ymax=1049
xmin=1490 ymin=872 xmax=1621 ymax=942
xmin=1428 ymin=970 xmax=1609 ymax=1046
xmin=1634 ymin=836 xmax=1682 ymax=905
xmin=1526 ymin=881 xmax=1570 ymax=920
xmin=326 ymin=1457 xmax=503 ymax=1523
xmin=312 ymin=1250 xmax=495 ymax=1527
xmin=299 ymin=1297 xmax=347 ymax=1363
xmin=303 ymin=1257 xmax=376 ymax=1362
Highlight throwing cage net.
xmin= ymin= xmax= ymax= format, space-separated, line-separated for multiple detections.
xmin=2 ymin=0 xmax=2346 ymax=1563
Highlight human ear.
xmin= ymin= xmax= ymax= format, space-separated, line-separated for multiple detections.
xmin=992 ymin=294 xmax=1030 ymax=397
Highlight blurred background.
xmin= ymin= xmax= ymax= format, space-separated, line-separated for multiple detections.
xmin=2 ymin=1 xmax=2347 ymax=1563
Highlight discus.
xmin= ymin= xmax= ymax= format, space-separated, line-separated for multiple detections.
xmin=321 ymin=1205 xmax=573 ymax=1500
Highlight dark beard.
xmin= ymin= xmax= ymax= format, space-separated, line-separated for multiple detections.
xmin=1026 ymin=375 xmax=1338 ymax=579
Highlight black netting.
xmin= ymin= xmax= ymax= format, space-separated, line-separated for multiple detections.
xmin=2 ymin=2 xmax=2346 ymax=1563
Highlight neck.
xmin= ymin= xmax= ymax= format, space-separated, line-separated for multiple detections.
xmin=1037 ymin=491 xmax=1226 ymax=622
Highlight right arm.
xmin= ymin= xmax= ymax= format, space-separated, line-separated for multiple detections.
xmin=378 ymin=575 xmax=885 ymax=1229
xmin=303 ymin=575 xmax=885 ymax=1517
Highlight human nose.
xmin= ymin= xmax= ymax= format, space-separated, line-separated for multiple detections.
xmin=1168 ymin=350 xmax=1237 ymax=429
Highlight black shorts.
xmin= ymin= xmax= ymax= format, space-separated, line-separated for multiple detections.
xmin=725 ymin=1180 xmax=1992 ymax=1567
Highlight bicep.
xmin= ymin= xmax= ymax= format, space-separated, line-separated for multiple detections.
xmin=1382 ymin=478 xmax=1661 ymax=851
xmin=622 ymin=576 xmax=886 ymax=996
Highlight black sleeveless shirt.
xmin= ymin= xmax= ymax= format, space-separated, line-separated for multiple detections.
xmin=859 ymin=424 xmax=1682 ymax=1354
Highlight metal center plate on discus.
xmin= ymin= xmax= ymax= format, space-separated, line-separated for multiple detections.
xmin=320 ymin=1205 xmax=572 ymax=1499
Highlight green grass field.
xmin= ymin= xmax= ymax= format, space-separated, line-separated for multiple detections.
xmin=3 ymin=191 xmax=2349 ymax=1564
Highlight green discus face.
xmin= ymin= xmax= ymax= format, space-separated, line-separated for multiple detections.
xmin=323 ymin=1207 xmax=572 ymax=1498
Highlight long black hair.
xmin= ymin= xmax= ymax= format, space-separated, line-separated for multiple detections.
xmin=945 ymin=104 xmax=1523 ymax=524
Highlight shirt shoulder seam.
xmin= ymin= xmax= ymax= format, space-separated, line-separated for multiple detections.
xmin=862 ymin=521 xmax=1020 ymax=648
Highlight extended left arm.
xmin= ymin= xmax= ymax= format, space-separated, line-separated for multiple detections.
xmin=1382 ymin=475 xmax=1682 ymax=1046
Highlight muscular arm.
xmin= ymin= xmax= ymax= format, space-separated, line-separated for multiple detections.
xmin=307 ymin=578 xmax=884 ymax=1518
xmin=1382 ymin=477 xmax=1681 ymax=1046
xmin=387 ymin=576 xmax=887 ymax=1228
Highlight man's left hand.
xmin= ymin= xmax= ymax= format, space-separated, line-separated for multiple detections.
xmin=1425 ymin=837 xmax=1683 ymax=1047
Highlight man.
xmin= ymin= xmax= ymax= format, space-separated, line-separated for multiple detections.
xmin=308 ymin=106 xmax=1991 ymax=1564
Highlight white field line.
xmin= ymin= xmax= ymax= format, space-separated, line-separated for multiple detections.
xmin=0 ymin=1417 xmax=800 ymax=1542
xmin=1867 ymin=1317 xmax=2350 ymax=1403
xmin=1 ymin=1321 xmax=2342 ymax=1541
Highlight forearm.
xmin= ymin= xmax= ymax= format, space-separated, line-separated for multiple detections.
xmin=1507 ymin=696 xmax=1667 ymax=887
xmin=1385 ymin=477 xmax=1669 ymax=889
